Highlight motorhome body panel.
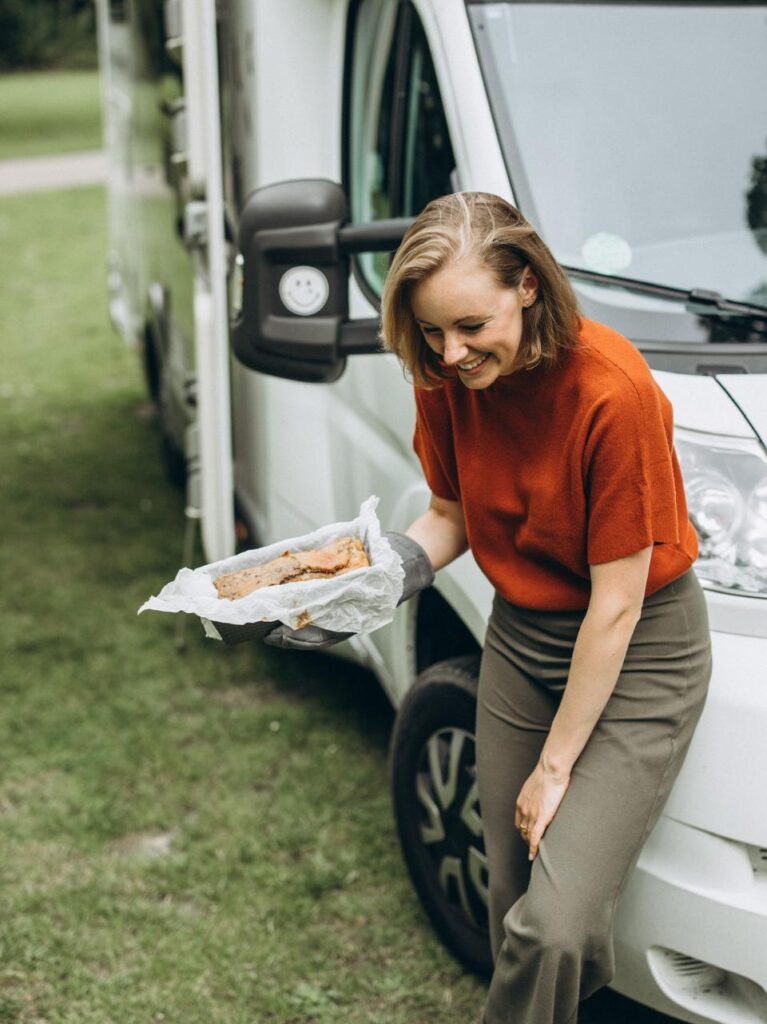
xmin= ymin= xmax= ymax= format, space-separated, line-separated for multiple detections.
xmin=718 ymin=373 xmax=767 ymax=446
xmin=99 ymin=1 xmax=144 ymax=345
xmin=100 ymin=2 xmax=767 ymax=1019
xmin=226 ymin=0 xmax=348 ymax=542
xmin=227 ymin=0 xmax=507 ymax=646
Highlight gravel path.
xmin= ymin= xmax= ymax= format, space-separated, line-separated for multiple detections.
xmin=0 ymin=149 xmax=106 ymax=195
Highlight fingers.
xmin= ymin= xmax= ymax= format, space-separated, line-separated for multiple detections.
xmin=515 ymin=768 xmax=571 ymax=861
xmin=516 ymin=798 xmax=543 ymax=860
xmin=516 ymin=815 xmax=544 ymax=861
xmin=515 ymin=803 xmax=533 ymax=853
xmin=210 ymin=619 xmax=277 ymax=645
xmin=264 ymin=625 xmax=313 ymax=649
xmin=264 ymin=624 xmax=353 ymax=649
xmin=527 ymin=821 xmax=546 ymax=861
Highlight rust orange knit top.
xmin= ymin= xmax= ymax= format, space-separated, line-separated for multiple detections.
xmin=412 ymin=317 xmax=698 ymax=610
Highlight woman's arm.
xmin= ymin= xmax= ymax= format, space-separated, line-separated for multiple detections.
xmin=539 ymin=543 xmax=653 ymax=777
xmin=406 ymin=493 xmax=469 ymax=572
xmin=516 ymin=544 xmax=653 ymax=859
xmin=264 ymin=493 xmax=462 ymax=650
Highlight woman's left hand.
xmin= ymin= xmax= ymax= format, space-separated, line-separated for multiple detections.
xmin=515 ymin=762 xmax=571 ymax=861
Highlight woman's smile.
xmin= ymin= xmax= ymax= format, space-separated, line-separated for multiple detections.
xmin=456 ymin=352 xmax=492 ymax=374
xmin=410 ymin=255 xmax=538 ymax=389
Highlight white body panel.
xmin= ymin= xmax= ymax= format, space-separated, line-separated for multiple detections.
xmin=718 ymin=373 xmax=767 ymax=444
xmin=615 ymin=809 xmax=767 ymax=1023
xmin=97 ymin=1 xmax=767 ymax=1019
xmin=652 ymin=371 xmax=757 ymax=439
xmin=97 ymin=0 xmax=142 ymax=344
xmin=183 ymin=0 xmax=235 ymax=562
xmin=660 ymin=629 xmax=767 ymax=847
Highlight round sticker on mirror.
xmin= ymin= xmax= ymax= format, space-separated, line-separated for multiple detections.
xmin=278 ymin=266 xmax=329 ymax=317
xmin=581 ymin=233 xmax=633 ymax=274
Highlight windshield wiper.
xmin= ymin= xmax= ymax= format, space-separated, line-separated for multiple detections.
xmin=562 ymin=265 xmax=767 ymax=320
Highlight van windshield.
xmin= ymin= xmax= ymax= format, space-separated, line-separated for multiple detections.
xmin=468 ymin=2 xmax=767 ymax=311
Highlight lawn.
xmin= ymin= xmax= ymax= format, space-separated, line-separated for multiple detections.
xmin=0 ymin=184 xmax=489 ymax=1022
xmin=0 ymin=64 xmax=680 ymax=1024
xmin=0 ymin=69 xmax=102 ymax=160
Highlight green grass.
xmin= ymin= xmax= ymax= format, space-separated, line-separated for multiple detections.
xmin=0 ymin=69 xmax=102 ymax=160
xmin=0 ymin=185 xmax=486 ymax=1021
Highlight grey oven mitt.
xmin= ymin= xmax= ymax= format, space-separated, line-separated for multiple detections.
xmin=262 ymin=531 xmax=434 ymax=650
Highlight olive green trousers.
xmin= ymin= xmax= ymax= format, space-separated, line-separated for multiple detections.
xmin=476 ymin=569 xmax=712 ymax=1024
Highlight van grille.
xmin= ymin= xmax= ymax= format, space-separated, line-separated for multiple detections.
xmin=668 ymin=953 xmax=711 ymax=976
xmin=657 ymin=950 xmax=726 ymax=989
xmin=648 ymin=946 xmax=767 ymax=1022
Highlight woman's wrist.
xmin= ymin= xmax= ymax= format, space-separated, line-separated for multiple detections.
xmin=539 ymin=750 xmax=573 ymax=782
xmin=405 ymin=507 xmax=467 ymax=573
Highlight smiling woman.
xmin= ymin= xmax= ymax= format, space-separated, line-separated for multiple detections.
xmin=377 ymin=191 xmax=712 ymax=1024
xmin=380 ymin=192 xmax=580 ymax=389
xmin=410 ymin=255 xmax=538 ymax=384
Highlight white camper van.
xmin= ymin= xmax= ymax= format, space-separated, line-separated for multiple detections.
xmin=97 ymin=1 xmax=767 ymax=1020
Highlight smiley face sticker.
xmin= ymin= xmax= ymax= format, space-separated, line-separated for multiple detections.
xmin=278 ymin=266 xmax=330 ymax=316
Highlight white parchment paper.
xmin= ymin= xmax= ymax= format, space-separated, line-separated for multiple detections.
xmin=138 ymin=496 xmax=405 ymax=633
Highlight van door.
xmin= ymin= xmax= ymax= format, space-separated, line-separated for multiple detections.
xmin=329 ymin=0 xmax=461 ymax=530
xmin=175 ymin=0 xmax=235 ymax=562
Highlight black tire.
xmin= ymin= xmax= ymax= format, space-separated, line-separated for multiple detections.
xmin=389 ymin=654 xmax=493 ymax=978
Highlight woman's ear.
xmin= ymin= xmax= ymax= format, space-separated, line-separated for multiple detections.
xmin=520 ymin=266 xmax=540 ymax=307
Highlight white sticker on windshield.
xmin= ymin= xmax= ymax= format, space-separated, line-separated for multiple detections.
xmin=581 ymin=233 xmax=632 ymax=274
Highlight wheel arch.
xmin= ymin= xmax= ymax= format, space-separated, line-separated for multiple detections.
xmin=416 ymin=585 xmax=482 ymax=675
xmin=388 ymin=650 xmax=491 ymax=978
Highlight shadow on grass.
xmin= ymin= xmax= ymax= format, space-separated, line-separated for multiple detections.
xmin=252 ymin=647 xmax=395 ymax=755
xmin=0 ymin=180 xmax=683 ymax=1023
xmin=228 ymin=647 xmax=681 ymax=1024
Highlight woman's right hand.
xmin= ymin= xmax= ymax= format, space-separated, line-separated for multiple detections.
xmin=265 ymin=495 xmax=467 ymax=651
xmin=264 ymin=531 xmax=436 ymax=649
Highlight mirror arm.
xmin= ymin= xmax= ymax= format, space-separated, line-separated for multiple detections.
xmin=338 ymin=217 xmax=414 ymax=255
xmin=339 ymin=318 xmax=384 ymax=355
xmin=332 ymin=218 xmax=414 ymax=356
xmin=233 ymin=178 xmax=415 ymax=379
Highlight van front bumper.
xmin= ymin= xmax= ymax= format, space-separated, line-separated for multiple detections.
xmin=611 ymin=625 xmax=767 ymax=1023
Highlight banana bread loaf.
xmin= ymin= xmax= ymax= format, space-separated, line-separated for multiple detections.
xmin=213 ymin=536 xmax=369 ymax=601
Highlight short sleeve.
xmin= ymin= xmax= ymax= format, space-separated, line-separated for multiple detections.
xmin=412 ymin=387 xmax=461 ymax=502
xmin=584 ymin=380 xmax=680 ymax=565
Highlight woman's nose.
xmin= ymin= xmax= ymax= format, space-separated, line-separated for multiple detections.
xmin=442 ymin=332 xmax=470 ymax=366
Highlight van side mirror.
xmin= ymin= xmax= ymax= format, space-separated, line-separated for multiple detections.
xmin=232 ymin=179 xmax=412 ymax=383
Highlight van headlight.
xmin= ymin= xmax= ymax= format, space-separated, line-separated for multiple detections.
xmin=676 ymin=428 xmax=767 ymax=596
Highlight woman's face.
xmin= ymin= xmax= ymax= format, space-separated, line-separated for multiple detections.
xmin=410 ymin=256 xmax=538 ymax=389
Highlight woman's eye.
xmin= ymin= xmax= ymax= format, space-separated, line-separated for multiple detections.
xmin=420 ymin=324 xmax=484 ymax=334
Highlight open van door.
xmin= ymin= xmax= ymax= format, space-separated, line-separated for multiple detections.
xmin=168 ymin=0 xmax=235 ymax=562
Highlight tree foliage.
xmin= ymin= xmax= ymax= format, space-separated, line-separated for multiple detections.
xmin=0 ymin=0 xmax=97 ymax=70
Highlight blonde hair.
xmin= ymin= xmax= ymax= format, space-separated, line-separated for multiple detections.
xmin=379 ymin=192 xmax=582 ymax=388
